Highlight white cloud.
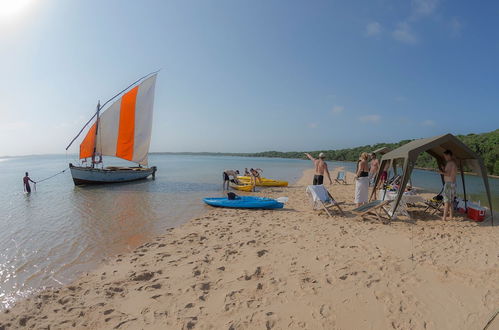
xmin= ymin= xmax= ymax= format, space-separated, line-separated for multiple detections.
xmin=359 ymin=115 xmax=381 ymax=123
xmin=331 ymin=105 xmax=344 ymax=115
xmin=366 ymin=22 xmax=382 ymax=37
xmin=307 ymin=122 xmax=318 ymax=129
xmin=421 ymin=119 xmax=435 ymax=126
xmin=449 ymin=17 xmax=462 ymax=37
xmin=393 ymin=22 xmax=418 ymax=44
xmin=411 ymin=0 xmax=439 ymax=17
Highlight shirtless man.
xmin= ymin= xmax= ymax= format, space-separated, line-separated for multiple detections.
xmin=439 ymin=150 xmax=458 ymax=221
xmin=369 ymin=153 xmax=380 ymax=186
xmin=223 ymin=169 xmax=240 ymax=190
xmin=23 ymin=172 xmax=36 ymax=193
xmin=305 ymin=153 xmax=332 ymax=185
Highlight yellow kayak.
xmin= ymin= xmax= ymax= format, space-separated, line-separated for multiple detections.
xmin=230 ymin=183 xmax=255 ymax=192
xmin=237 ymin=176 xmax=288 ymax=187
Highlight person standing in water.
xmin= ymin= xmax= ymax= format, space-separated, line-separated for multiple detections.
xmin=305 ymin=152 xmax=332 ymax=185
xmin=23 ymin=172 xmax=36 ymax=193
xmin=439 ymin=150 xmax=457 ymax=221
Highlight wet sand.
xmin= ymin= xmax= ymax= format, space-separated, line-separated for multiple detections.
xmin=1 ymin=169 xmax=498 ymax=329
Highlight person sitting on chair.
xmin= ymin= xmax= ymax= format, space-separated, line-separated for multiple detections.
xmin=439 ymin=150 xmax=457 ymax=221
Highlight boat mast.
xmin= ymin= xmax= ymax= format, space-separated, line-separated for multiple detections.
xmin=91 ymin=101 xmax=101 ymax=168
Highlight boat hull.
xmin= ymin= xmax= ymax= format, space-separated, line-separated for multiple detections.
xmin=203 ymin=196 xmax=284 ymax=209
xmin=69 ymin=164 xmax=156 ymax=185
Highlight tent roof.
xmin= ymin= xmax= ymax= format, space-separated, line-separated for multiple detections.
xmin=372 ymin=147 xmax=390 ymax=155
xmin=374 ymin=133 xmax=493 ymax=223
xmin=381 ymin=134 xmax=480 ymax=163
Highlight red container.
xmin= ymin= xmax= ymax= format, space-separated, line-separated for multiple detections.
xmin=467 ymin=205 xmax=486 ymax=222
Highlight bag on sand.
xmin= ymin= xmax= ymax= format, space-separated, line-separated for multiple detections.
xmin=227 ymin=192 xmax=238 ymax=200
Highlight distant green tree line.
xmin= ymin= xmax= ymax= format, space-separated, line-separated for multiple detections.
xmin=231 ymin=129 xmax=499 ymax=176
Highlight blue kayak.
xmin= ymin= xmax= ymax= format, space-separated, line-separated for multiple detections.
xmin=203 ymin=196 xmax=284 ymax=209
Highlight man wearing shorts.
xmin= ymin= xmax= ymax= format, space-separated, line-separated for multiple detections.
xmin=305 ymin=152 xmax=332 ymax=185
xmin=439 ymin=150 xmax=457 ymax=221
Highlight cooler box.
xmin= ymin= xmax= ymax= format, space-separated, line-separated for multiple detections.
xmin=467 ymin=204 xmax=486 ymax=222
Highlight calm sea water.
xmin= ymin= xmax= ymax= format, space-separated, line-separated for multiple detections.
xmin=0 ymin=154 xmax=497 ymax=309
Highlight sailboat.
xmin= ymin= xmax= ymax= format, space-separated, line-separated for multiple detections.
xmin=66 ymin=72 xmax=158 ymax=185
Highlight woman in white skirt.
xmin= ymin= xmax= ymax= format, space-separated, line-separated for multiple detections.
xmin=355 ymin=152 xmax=370 ymax=207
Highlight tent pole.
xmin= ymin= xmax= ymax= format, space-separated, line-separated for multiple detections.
xmin=459 ymin=160 xmax=467 ymax=212
xmin=390 ymin=158 xmax=413 ymax=220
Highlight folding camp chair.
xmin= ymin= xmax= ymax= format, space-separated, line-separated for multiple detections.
xmin=423 ymin=186 xmax=444 ymax=215
xmin=385 ymin=175 xmax=401 ymax=186
xmin=424 ymin=196 xmax=444 ymax=215
xmin=306 ymin=185 xmax=345 ymax=217
xmin=352 ymin=200 xmax=392 ymax=223
xmin=334 ymin=171 xmax=347 ymax=185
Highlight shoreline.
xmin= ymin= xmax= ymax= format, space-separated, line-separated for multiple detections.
xmin=1 ymin=168 xmax=498 ymax=329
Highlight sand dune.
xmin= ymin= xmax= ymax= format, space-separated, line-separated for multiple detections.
xmin=1 ymin=169 xmax=498 ymax=329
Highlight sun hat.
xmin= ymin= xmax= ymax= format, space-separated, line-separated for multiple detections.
xmin=319 ymin=152 xmax=325 ymax=159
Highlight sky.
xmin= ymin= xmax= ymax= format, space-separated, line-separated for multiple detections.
xmin=0 ymin=0 xmax=498 ymax=156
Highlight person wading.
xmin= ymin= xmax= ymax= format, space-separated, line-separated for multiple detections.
xmin=23 ymin=172 xmax=36 ymax=193
xmin=305 ymin=152 xmax=332 ymax=185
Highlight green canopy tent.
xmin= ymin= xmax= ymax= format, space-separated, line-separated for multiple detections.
xmin=370 ymin=133 xmax=494 ymax=225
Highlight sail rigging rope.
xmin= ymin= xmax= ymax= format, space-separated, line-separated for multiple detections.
xmin=65 ymin=70 xmax=160 ymax=151
xmin=35 ymin=167 xmax=69 ymax=184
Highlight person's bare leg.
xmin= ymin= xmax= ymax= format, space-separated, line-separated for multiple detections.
xmin=443 ymin=202 xmax=449 ymax=221
xmin=449 ymin=203 xmax=454 ymax=220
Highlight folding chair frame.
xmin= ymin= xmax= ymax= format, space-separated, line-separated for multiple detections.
xmin=352 ymin=200 xmax=392 ymax=223
xmin=334 ymin=171 xmax=347 ymax=185
xmin=424 ymin=200 xmax=443 ymax=215
xmin=307 ymin=188 xmax=345 ymax=217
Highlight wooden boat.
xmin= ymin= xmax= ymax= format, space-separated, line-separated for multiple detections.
xmin=66 ymin=72 xmax=158 ymax=185
xmin=69 ymin=165 xmax=157 ymax=185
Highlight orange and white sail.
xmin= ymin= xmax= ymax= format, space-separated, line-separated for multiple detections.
xmin=80 ymin=74 xmax=157 ymax=166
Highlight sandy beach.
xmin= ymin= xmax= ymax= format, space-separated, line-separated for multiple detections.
xmin=1 ymin=169 xmax=498 ymax=330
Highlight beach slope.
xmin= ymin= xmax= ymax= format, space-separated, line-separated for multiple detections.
xmin=1 ymin=169 xmax=498 ymax=329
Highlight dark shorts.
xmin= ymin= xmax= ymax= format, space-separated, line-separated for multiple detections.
xmin=313 ymin=175 xmax=324 ymax=185
xmin=223 ymin=172 xmax=229 ymax=181
xmin=25 ymin=184 xmax=31 ymax=193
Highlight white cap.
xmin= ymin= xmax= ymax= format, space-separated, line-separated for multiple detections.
xmin=319 ymin=152 xmax=325 ymax=158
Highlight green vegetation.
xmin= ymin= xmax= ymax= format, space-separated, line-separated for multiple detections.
xmin=154 ymin=130 xmax=498 ymax=175
xmin=239 ymin=130 xmax=499 ymax=175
